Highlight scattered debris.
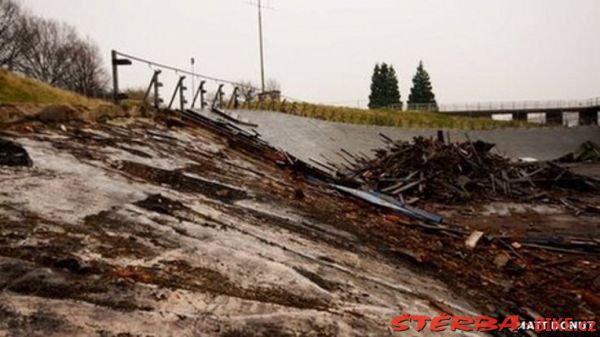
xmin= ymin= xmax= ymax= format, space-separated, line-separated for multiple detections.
xmin=0 ymin=114 xmax=598 ymax=336
xmin=331 ymin=184 xmax=443 ymax=224
xmin=181 ymin=109 xmax=333 ymax=181
xmin=465 ymin=231 xmax=485 ymax=249
xmin=557 ymin=141 xmax=600 ymax=163
xmin=334 ymin=135 xmax=599 ymax=204
xmin=493 ymin=251 xmax=511 ymax=268
xmin=211 ymin=107 xmax=258 ymax=127
xmin=0 ymin=138 xmax=32 ymax=167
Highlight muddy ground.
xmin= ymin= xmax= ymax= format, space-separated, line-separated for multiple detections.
xmin=0 ymin=115 xmax=598 ymax=336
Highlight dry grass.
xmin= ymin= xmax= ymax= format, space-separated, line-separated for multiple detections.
xmin=0 ymin=69 xmax=105 ymax=107
xmin=242 ymin=100 xmax=536 ymax=130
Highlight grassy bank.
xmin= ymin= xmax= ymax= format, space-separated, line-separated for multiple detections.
xmin=0 ymin=69 xmax=104 ymax=106
xmin=242 ymin=100 xmax=534 ymax=130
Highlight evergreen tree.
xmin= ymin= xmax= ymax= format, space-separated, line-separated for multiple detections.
xmin=368 ymin=64 xmax=383 ymax=109
xmin=383 ymin=65 xmax=401 ymax=108
xmin=369 ymin=62 xmax=401 ymax=109
xmin=408 ymin=61 xmax=437 ymax=108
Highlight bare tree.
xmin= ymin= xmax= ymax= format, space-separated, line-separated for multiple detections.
xmin=0 ymin=0 xmax=26 ymax=69
xmin=17 ymin=16 xmax=79 ymax=85
xmin=1 ymin=1 xmax=109 ymax=98
xmin=265 ymin=78 xmax=281 ymax=92
xmin=60 ymin=39 xmax=109 ymax=97
xmin=237 ymin=80 xmax=258 ymax=102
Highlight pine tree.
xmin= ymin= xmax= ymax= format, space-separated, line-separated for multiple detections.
xmin=368 ymin=64 xmax=383 ymax=109
xmin=369 ymin=62 xmax=401 ymax=109
xmin=384 ymin=65 xmax=401 ymax=108
xmin=408 ymin=61 xmax=437 ymax=108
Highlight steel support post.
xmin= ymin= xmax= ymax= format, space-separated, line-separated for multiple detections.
xmin=168 ymin=76 xmax=185 ymax=110
xmin=179 ymin=78 xmax=188 ymax=111
xmin=212 ymin=84 xmax=225 ymax=109
xmin=143 ymin=70 xmax=163 ymax=109
xmin=228 ymin=87 xmax=240 ymax=109
xmin=154 ymin=74 xmax=163 ymax=109
xmin=111 ymin=50 xmax=132 ymax=103
xmin=191 ymin=81 xmax=207 ymax=109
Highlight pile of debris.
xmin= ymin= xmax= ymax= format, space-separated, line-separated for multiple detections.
xmin=558 ymin=140 xmax=600 ymax=163
xmin=335 ymin=134 xmax=598 ymax=204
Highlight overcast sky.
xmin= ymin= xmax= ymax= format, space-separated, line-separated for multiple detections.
xmin=22 ymin=0 xmax=600 ymax=107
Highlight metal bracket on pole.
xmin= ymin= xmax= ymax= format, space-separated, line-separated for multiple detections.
xmin=212 ymin=84 xmax=225 ymax=109
xmin=143 ymin=70 xmax=163 ymax=109
xmin=228 ymin=87 xmax=240 ymax=109
xmin=168 ymin=76 xmax=186 ymax=111
xmin=111 ymin=50 xmax=132 ymax=103
xmin=191 ymin=80 xmax=207 ymax=109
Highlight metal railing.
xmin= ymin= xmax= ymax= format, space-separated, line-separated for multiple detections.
xmin=407 ymin=97 xmax=600 ymax=113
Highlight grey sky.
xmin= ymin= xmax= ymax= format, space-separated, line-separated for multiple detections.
xmin=21 ymin=0 xmax=600 ymax=107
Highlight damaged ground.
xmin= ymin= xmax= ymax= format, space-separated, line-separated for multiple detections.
xmin=0 ymin=111 xmax=598 ymax=336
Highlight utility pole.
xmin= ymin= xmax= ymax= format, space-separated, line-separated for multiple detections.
xmin=258 ymin=0 xmax=265 ymax=94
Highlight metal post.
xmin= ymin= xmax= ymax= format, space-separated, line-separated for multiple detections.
xmin=258 ymin=0 xmax=265 ymax=94
xmin=212 ymin=84 xmax=225 ymax=109
xmin=111 ymin=50 xmax=119 ymax=103
xmin=154 ymin=73 xmax=163 ymax=109
xmin=191 ymin=80 xmax=207 ymax=109
xmin=179 ymin=77 xmax=188 ymax=111
xmin=218 ymin=85 xmax=225 ymax=108
xmin=168 ymin=76 xmax=185 ymax=110
xmin=143 ymin=70 xmax=162 ymax=107
xmin=111 ymin=50 xmax=132 ymax=104
xmin=228 ymin=87 xmax=240 ymax=109
xmin=200 ymin=82 xmax=208 ymax=109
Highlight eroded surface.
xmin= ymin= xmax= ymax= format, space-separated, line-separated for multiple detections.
xmin=0 ymin=119 xmax=483 ymax=337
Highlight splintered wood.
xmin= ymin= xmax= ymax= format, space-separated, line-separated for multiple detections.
xmin=334 ymin=135 xmax=599 ymax=204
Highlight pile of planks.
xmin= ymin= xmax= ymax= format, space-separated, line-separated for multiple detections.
xmin=335 ymin=135 xmax=598 ymax=204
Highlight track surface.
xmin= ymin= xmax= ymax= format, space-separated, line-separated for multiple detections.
xmin=219 ymin=109 xmax=600 ymax=165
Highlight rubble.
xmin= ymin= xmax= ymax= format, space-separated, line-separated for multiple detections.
xmin=558 ymin=140 xmax=600 ymax=163
xmin=465 ymin=231 xmax=484 ymax=249
xmin=334 ymin=134 xmax=599 ymax=204
xmin=0 ymin=114 xmax=598 ymax=336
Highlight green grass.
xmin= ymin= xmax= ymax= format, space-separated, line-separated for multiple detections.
xmin=0 ymin=68 xmax=105 ymax=106
xmin=242 ymin=100 xmax=536 ymax=130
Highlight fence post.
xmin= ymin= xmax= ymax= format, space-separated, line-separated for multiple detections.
xmin=153 ymin=72 xmax=163 ymax=109
xmin=212 ymin=84 xmax=225 ymax=109
xmin=111 ymin=50 xmax=132 ymax=104
xmin=191 ymin=80 xmax=207 ymax=109
xmin=143 ymin=70 xmax=162 ymax=109
xmin=179 ymin=77 xmax=188 ymax=111
xmin=228 ymin=87 xmax=240 ymax=109
xmin=168 ymin=76 xmax=185 ymax=110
